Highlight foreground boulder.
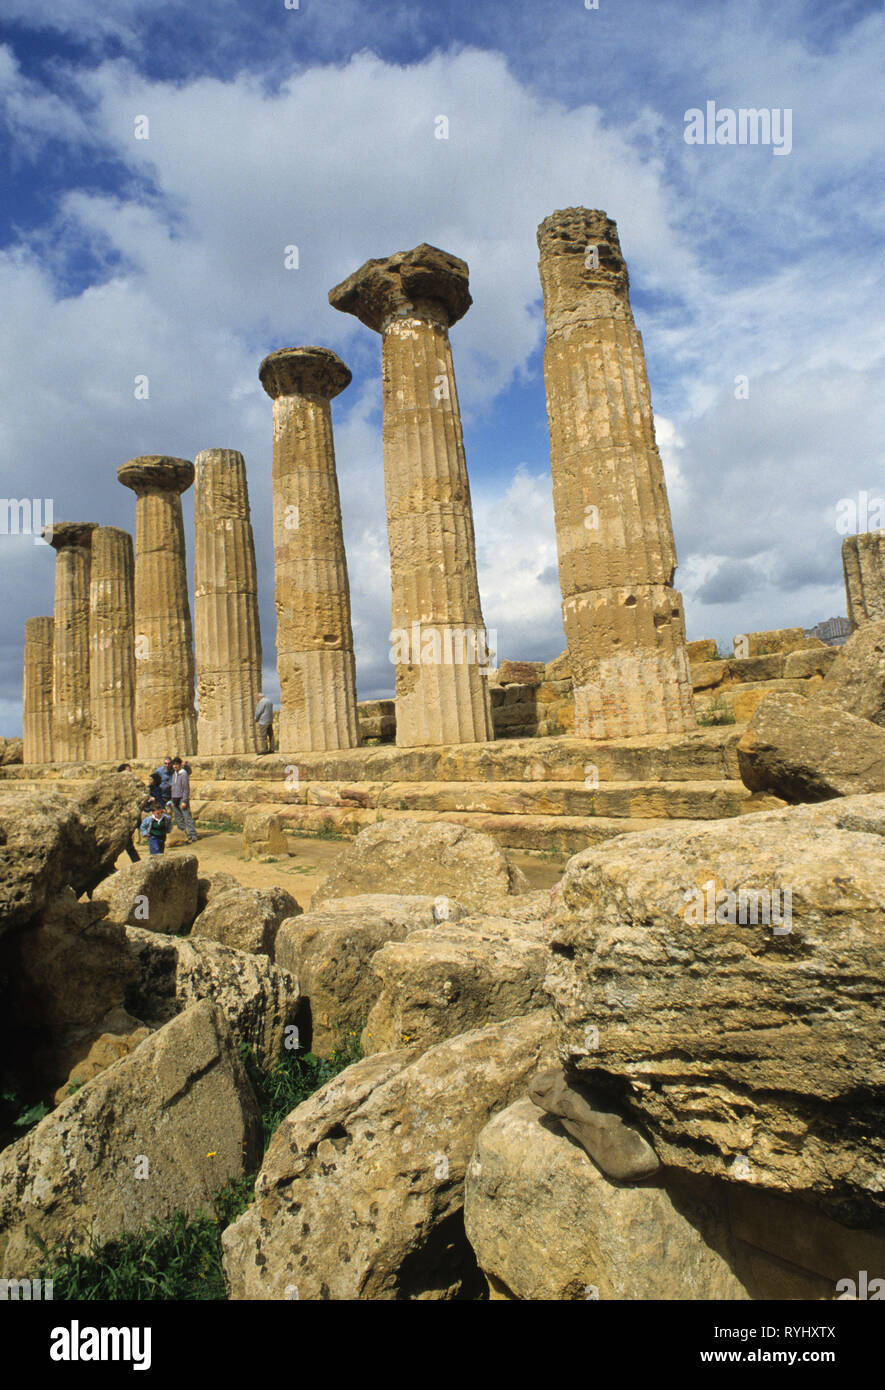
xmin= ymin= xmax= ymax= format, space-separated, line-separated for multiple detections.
xmin=464 ymin=1099 xmax=749 ymax=1300
xmin=124 ymin=927 xmax=299 ymax=1070
xmin=191 ymin=880 xmax=301 ymax=958
xmin=0 ymin=773 xmax=143 ymax=934
xmin=242 ymin=811 xmax=290 ymax=860
xmin=528 ymin=1068 xmax=660 ymax=1181
xmin=92 ymin=855 xmax=200 ymax=934
xmin=545 ymin=795 xmax=885 ymax=1224
xmin=275 ymin=895 xmax=465 ymax=1057
xmin=311 ymin=819 xmax=528 ymax=912
xmin=0 ymin=1001 xmax=262 ymax=1277
xmin=812 ymin=618 xmax=885 ymax=726
xmin=738 ymin=692 xmax=885 ymax=800
xmin=221 ymin=1011 xmax=554 ymax=1299
xmin=362 ymin=914 xmax=551 ymax=1056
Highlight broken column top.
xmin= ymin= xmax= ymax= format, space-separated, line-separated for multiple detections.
xmin=117 ymin=456 xmax=195 ymax=495
xmin=43 ymin=521 xmax=97 ymax=551
xmin=328 ymin=242 xmax=472 ymax=332
xmin=537 ymin=207 xmax=629 ymax=304
xmin=259 ymin=347 xmax=352 ymax=401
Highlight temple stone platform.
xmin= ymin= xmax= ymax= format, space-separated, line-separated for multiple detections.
xmin=0 ymin=726 xmax=785 ymax=855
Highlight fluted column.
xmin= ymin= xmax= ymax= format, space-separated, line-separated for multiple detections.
xmin=842 ymin=532 xmax=885 ymax=629
xmin=117 ymin=456 xmax=197 ymax=757
xmin=537 ymin=208 xmax=696 ymax=739
xmin=22 ymin=616 xmax=54 ymax=764
xmin=330 ymin=244 xmax=494 ymax=747
xmin=89 ymin=526 xmax=136 ymax=761
xmin=194 ymin=448 xmax=263 ymax=754
xmin=44 ymin=522 xmax=96 ymax=762
xmin=258 ymin=349 xmax=358 ymax=751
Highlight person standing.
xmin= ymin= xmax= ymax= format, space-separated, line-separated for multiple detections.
xmin=141 ymin=801 xmax=172 ymax=856
xmin=170 ymin=756 xmax=198 ymax=843
xmin=153 ymin=756 xmax=174 ymax=806
xmin=255 ymin=692 xmax=274 ymax=753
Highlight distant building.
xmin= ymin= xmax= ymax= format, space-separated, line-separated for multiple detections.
xmin=804 ymin=616 xmax=852 ymax=648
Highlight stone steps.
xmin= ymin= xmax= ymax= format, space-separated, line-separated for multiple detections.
xmin=0 ymin=727 xmax=743 ymax=786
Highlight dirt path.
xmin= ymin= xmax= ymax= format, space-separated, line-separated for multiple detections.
xmin=116 ymin=829 xmax=569 ymax=909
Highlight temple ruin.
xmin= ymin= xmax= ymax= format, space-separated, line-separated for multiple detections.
xmin=89 ymin=525 xmax=137 ymax=762
xmin=329 ymin=244 xmax=494 ymax=748
xmin=118 ymin=455 xmax=197 ymax=758
xmin=843 ymin=530 xmax=885 ymax=628
xmin=537 ymin=208 xmax=696 ymax=739
xmin=259 ymin=348 xmax=359 ymax=752
xmin=194 ymin=448 xmax=263 ymax=755
xmin=45 ymin=521 xmax=97 ymax=763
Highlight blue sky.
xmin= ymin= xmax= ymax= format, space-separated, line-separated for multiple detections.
xmin=1 ymin=0 xmax=883 ymax=733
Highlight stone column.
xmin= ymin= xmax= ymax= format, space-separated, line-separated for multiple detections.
xmin=258 ymin=349 xmax=359 ymax=751
xmin=193 ymin=448 xmax=263 ymax=754
xmin=537 ymin=208 xmax=696 ymax=739
xmin=22 ymin=616 xmax=54 ymax=764
xmin=117 ymin=456 xmax=197 ymax=757
xmin=89 ymin=526 xmax=137 ymax=761
xmin=842 ymin=532 xmax=885 ymax=629
xmin=44 ymin=522 xmax=97 ymax=762
xmin=330 ymin=244 xmax=494 ymax=747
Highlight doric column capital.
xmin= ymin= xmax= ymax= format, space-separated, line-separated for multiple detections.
xmin=329 ymin=243 xmax=471 ymax=333
xmin=259 ymin=347 xmax=351 ymax=401
xmin=117 ymin=455 xmax=194 ymax=496
xmin=44 ymin=521 xmax=97 ymax=551
xmin=537 ymin=207 xmax=630 ymax=313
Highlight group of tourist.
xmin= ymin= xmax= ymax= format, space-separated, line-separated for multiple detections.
xmin=116 ymin=755 xmax=198 ymax=857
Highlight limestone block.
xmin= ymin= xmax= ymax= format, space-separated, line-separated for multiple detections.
xmin=362 ymin=914 xmax=551 ymax=1056
xmin=738 ymin=692 xmax=885 ymax=799
xmin=276 ymin=894 xmax=464 ymax=1056
xmin=242 ymin=810 xmax=290 ymax=859
xmin=0 ymin=1001 xmax=261 ymax=1277
xmin=464 ymin=1098 xmax=749 ymax=1300
xmin=92 ymin=854 xmax=200 ymax=934
xmin=546 ymin=794 xmax=885 ymax=1223
xmin=311 ymin=818 xmax=528 ymax=911
xmin=221 ymin=1012 xmax=554 ymax=1299
xmin=686 ymin=638 xmax=718 ymax=662
xmin=734 ymin=627 xmax=814 ymax=657
xmin=811 ymin=619 xmax=885 ymax=726
xmin=783 ymin=647 xmax=840 ymax=680
xmin=190 ymin=881 xmax=301 ymax=958
xmin=691 ymin=658 xmax=728 ymax=691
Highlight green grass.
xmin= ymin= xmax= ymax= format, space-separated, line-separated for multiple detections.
xmin=697 ymin=697 xmax=737 ymax=726
xmin=32 ymin=1030 xmax=363 ymax=1300
xmin=195 ymin=819 xmax=241 ymax=835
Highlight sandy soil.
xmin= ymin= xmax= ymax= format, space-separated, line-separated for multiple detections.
xmin=115 ymin=827 xmax=569 ymax=910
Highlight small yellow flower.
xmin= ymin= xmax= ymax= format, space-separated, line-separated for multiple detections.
xmin=206 ymin=1151 xmax=217 ymax=1158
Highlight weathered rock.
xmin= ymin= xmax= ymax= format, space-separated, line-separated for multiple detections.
xmin=0 ymin=888 xmax=137 ymax=1031
xmin=124 ymin=926 xmax=299 ymax=1070
xmin=275 ymin=895 xmax=464 ymax=1056
xmin=311 ymin=819 xmax=528 ymax=911
xmin=92 ymin=854 xmax=200 ymax=934
xmin=464 ymin=1098 xmax=748 ymax=1299
xmin=735 ymin=627 xmax=815 ymax=657
xmin=842 ymin=530 xmax=885 ymax=628
xmin=53 ymin=1018 xmax=153 ymax=1105
xmin=0 ymin=737 xmax=23 ymax=766
xmin=0 ymin=1001 xmax=261 ymax=1277
xmin=738 ymin=692 xmax=885 ymax=800
xmin=362 ymin=915 xmax=551 ymax=1056
xmin=0 ymin=773 xmax=145 ymax=933
xmin=686 ymin=639 xmax=718 ymax=662
xmin=221 ymin=1011 xmax=553 ymax=1299
xmin=545 ymin=794 xmax=885 ymax=1223
xmin=241 ymin=811 xmax=290 ymax=860
xmin=544 ymin=650 xmax=572 ymax=682
xmin=191 ymin=881 xmax=301 ymax=957
xmin=496 ymin=660 xmax=544 ymax=685
xmin=811 ymin=619 xmax=885 ymax=727
xmin=528 ymin=1067 xmax=660 ymax=1181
